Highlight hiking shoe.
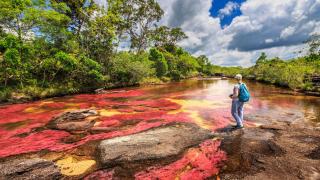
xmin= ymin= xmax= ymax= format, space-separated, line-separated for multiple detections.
xmin=233 ymin=125 xmax=244 ymax=129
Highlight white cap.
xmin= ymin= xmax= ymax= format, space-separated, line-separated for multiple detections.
xmin=235 ymin=74 xmax=242 ymax=80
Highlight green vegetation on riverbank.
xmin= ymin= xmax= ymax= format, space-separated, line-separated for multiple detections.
xmin=0 ymin=0 xmax=213 ymax=102
xmin=212 ymin=42 xmax=320 ymax=92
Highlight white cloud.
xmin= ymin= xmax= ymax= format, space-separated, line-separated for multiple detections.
xmin=265 ymin=39 xmax=274 ymax=44
xmin=280 ymin=26 xmax=296 ymax=39
xmin=218 ymin=2 xmax=240 ymax=18
xmin=227 ymin=0 xmax=320 ymax=51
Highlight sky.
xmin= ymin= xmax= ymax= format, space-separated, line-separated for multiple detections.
xmin=96 ymin=0 xmax=320 ymax=67
xmin=209 ymin=0 xmax=246 ymax=28
xmin=157 ymin=0 xmax=320 ymax=67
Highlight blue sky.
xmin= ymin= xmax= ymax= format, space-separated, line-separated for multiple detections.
xmin=210 ymin=0 xmax=246 ymax=27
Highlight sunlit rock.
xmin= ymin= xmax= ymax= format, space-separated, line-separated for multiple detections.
xmin=98 ymin=123 xmax=214 ymax=166
xmin=0 ymin=158 xmax=61 ymax=180
xmin=47 ymin=109 xmax=98 ymax=132
xmin=56 ymin=156 xmax=96 ymax=176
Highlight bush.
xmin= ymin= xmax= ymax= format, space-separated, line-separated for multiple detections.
xmin=77 ymin=55 xmax=105 ymax=87
xmin=140 ymin=77 xmax=163 ymax=85
xmin=0 ymin=88 xmax=11 ymax=102
xmin=110 ymin=52 xmax=155 ymax=86
xmin=149 ymin=48 xmax=168 ymax=77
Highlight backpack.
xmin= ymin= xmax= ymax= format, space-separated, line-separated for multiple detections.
xmin=238 ymin=83 xmax=250 ymax=102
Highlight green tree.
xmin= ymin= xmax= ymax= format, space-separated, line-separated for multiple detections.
xmin=149 ymin=48 xmax=168 ymax=77
xmin=1 ymin=48 xmax=20 ymax=87
xmin=177 ymin=53 xmax=200 ymax=77
xmin=80 ymin=8 xmax=119 ymax=72
xmin=256 ymin=52 xmax=267 ymax=65
xmin=50 ymin=0 xmax=97 ymax=37
xmin=41 ymin=51 xmax=78 ymax=84
xmin=0 ymin=0 xmax=49 ymax=55
xmin=0 ymin=34 xmax=31 ymax=87
xmin=152 ymin=26 xmax=187 ymax=47
xmin=307 ymin=34 xmax=320 ymax=61
xmin=118 ymin=0 xmax=164 ymax=52
xmin=76 ymin=55 xmax=105 ymax=87
xmin=196 ymin=55 xmax=212 ymax=75
xmin=110 ymin=52 xmax=154 ymax=85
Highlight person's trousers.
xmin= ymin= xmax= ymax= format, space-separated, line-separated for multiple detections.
xmin=231 ymin=100 xmax=244 ymax=127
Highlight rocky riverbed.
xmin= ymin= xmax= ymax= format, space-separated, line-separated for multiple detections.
xmin=0 ymin=109 xmax=319 ymax=180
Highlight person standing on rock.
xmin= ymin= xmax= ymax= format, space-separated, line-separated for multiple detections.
xmin=229 ymin=74 xmax=250 ymax=129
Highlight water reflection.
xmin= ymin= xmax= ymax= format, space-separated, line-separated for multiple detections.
xmin=135 ymin=79 xmax=320 ymax=125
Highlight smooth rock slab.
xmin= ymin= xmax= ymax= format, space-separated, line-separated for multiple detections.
xmin=98 ymin=123 xmax=214 ymax=166
xmin=47 ymin=109 xmax=98 ymax=132
xmin=0 ymin=158 xmax=61 ymax=180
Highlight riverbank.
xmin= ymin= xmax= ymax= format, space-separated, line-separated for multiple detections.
xmin=0 ymin=77 xmax=165 ymax=104
xmin=0 ymin=76 xmax=213 ymax=105
xmin=212 ymin=53 xmax=320 ymax=96
xmin=219 ymin=75 xmax=320 ymax=97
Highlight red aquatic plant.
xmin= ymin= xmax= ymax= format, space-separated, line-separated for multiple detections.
xmin=84 ymin=169 xmax=115 ymax=180
xmin=0 ymin=130 xmax=70 ymax=157
xmin=135 ymin=140 xmax=226 ymax=180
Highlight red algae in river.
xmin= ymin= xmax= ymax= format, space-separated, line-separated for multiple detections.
xmin=135 ymin=140 xmax=226 ymax=180
xmin=84 ymin=169 xmax=115 ymax=180
xmin=0 ymin=90 xmax=198 ymax=157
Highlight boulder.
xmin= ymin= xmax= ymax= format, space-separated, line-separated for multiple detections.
xmin=0 ymin=158 xmax=61 ymax=180
xmin=94 ymin=88 xmax=106 ymax=94
xmin=98 ymin=123 xmax=214 ymax=166
xmin=47 ymin=109 xmax=97 ymax=132
xmin=260 ymin=124 xmax=286 ymax=131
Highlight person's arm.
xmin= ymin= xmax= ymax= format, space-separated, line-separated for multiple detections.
xmin=231 ymin=86 xmax=239 ymax=99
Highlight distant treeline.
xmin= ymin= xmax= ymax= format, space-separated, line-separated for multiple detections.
xmin=212 ymin=36 xmax=320 ymax=92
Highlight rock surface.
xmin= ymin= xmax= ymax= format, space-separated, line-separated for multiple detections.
xmin=47 ymin=109 xmax=97 ymax=132
xmin=98 ymin=123 xmax=214 ymax=166
xmin=218 ymin=123 xmax=320 ymax=180
xmin=0 ymin=158 xmax=61 ymax=180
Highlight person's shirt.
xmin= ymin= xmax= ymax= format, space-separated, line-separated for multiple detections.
xmin=232 ymin=83 xmax=241 ymax=101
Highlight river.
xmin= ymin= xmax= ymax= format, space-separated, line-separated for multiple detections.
xmin=0 ymin=78 xmax=319 ymax=178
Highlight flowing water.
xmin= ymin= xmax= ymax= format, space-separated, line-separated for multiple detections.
xmin=0 ymin=78 xmax=319 ymax=178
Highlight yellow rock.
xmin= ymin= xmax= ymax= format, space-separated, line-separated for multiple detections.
xmin=99 ymin=109 xmax=121 ymax=117
xmin=56 ymin=156 xmax=96 ymax=176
